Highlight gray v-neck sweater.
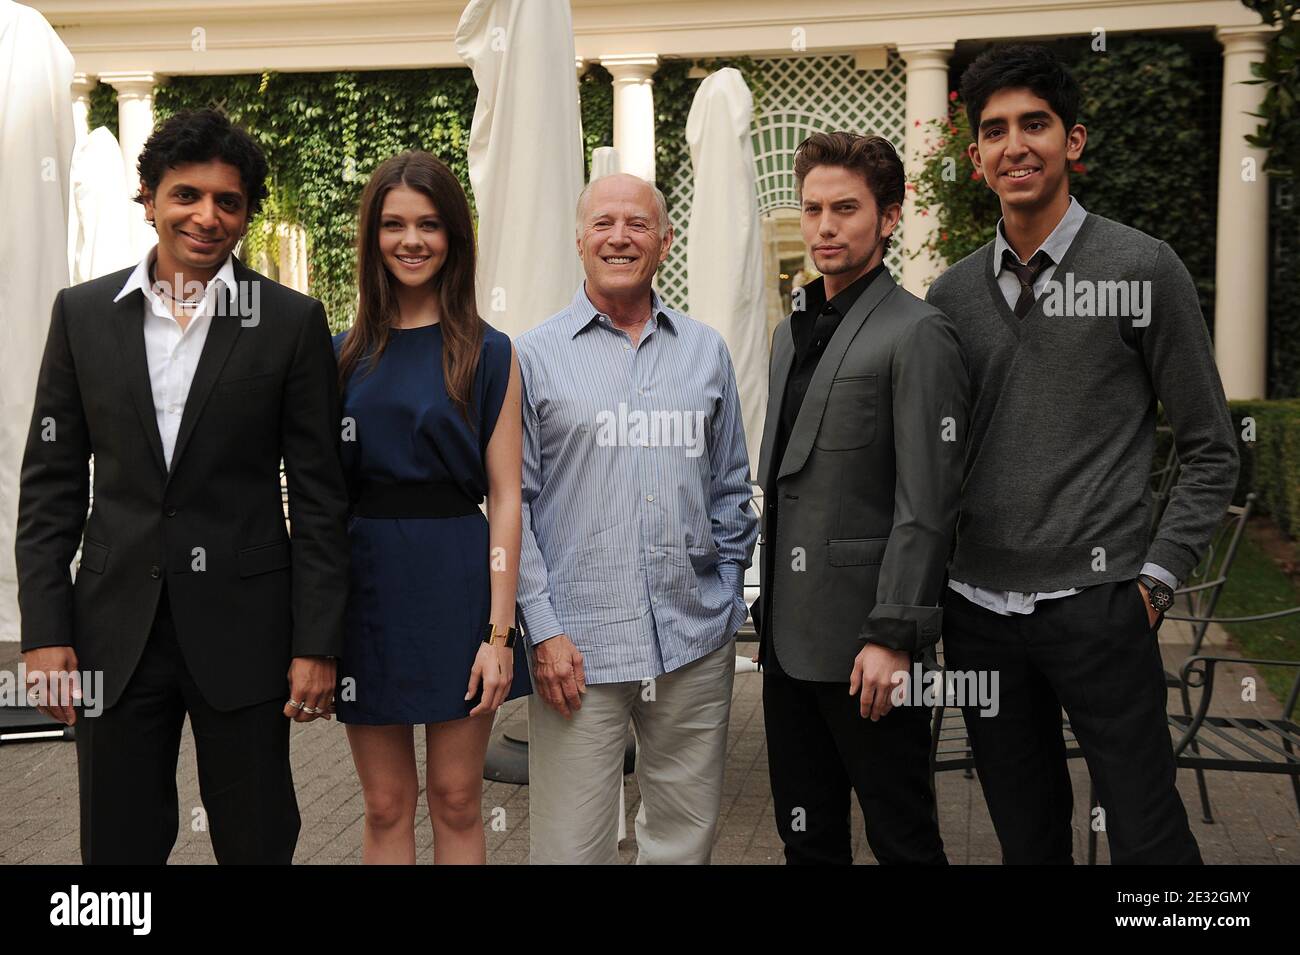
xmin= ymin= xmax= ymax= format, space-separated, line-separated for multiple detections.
xmin=926 ymin=213 xmax=1239 ymax=591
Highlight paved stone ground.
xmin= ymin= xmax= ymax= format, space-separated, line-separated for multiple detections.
xmin=1 ymin=620 xmax=1297 ymax=864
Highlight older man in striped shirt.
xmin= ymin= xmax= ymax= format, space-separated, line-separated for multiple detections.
xmin=517 ymin=173 xmax=758 ymax=865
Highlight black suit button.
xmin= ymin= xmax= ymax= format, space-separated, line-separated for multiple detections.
xmin=165 ymin=507 xmax=177 ymax=517
xmin=150 ymin=565 xmax=162 ymax=579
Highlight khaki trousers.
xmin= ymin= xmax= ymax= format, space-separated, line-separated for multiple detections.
xmin=528 ymin=639 xmax=736 ymax=864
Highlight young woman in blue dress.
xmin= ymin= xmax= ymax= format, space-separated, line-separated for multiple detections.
xmin=333 ymin=151 xmax=528 ymax=864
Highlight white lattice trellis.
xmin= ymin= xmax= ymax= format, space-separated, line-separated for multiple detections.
xmin=658 ymin=51 xmax=909 ymax=310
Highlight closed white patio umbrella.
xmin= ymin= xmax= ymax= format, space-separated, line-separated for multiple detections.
xmin=455 ymin=0 xmax=585 ymax=339
xmin=685 ymin=67 xmax=768 ymax=478
xmin=0 ymin=0 xmax=75 ymax=642
xmin=68 ymin=126 xmax=135 ymax=285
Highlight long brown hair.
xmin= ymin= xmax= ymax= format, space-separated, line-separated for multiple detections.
xmin=337 ymin=150 xmax=484 ymax=425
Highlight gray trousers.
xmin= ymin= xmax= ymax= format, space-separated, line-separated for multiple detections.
xmin=528 ymin=639 xmax=736 ymax=864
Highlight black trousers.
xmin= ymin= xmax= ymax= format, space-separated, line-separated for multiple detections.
xmin=943 ymin=581 xmax=1202 ymax=865
xmin=762 ymin=644 xmax=947 ymax=865
xmin=75 ymin=586 xmax=300 ymax=864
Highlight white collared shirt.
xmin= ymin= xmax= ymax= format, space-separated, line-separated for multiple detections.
xmin=113 ymin=246 xmax=237 ymax=470
xmin=989 ymin=194 xmax=1088 ymax=311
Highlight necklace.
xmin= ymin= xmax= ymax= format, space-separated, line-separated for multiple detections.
xmin=150 ymin=265 xmax=204 ymax=308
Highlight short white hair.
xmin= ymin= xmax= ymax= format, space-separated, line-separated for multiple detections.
xmin=575 ymin=174 xmax=670 ymax=236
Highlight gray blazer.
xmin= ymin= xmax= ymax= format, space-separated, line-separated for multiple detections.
xmin=754 ymin=271 xmax=969 ymax=682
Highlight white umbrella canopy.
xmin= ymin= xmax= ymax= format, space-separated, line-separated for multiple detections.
xmin=0 ymin=0 xmax=75 ymax=641
xmin=68 ymin=126 xmax=136 ymax=284
xmin=455 ymin=0 xmax=585 ymax=338
xmin=686 ymin=68 xmax=768 ymax=477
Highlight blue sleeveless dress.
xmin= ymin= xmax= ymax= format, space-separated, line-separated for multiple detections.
xmin=333 ymin=322 xmax=531 ymax=724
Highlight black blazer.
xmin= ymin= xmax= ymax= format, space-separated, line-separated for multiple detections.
xmin=15 ymin=258 xmax=349 ymax=712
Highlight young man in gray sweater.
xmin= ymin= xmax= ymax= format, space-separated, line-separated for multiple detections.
xmin=926 ymin=44 xmax=1239 ymax=865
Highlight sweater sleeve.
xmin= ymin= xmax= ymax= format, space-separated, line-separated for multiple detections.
xmin=1141 ymin=241 xmax=1240 ymax=584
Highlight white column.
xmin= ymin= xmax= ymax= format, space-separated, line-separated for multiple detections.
xmin=1213 ymin=28 xmax=1272 ymax=400
xmin=101 ymin=71 xmax=164 ymax=257
xmin=71 ymin=73 xmax=95 ymax=142
xmin=600 ymin=54 xmax=659 ymax=184
xmin=897 ymin=43 xmax=954 ymax=295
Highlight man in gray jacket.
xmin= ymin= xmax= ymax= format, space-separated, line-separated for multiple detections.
xmin=926 ymin=44 xmax=1238 ymax=864
xmin=753 ymin=132 xmax=969 ymax=864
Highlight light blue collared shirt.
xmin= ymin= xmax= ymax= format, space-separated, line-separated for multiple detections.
xmin=515 ymin=283 xmax=759 ymax=683
xmin=950 ymin=197 xmax=1177 ymax=615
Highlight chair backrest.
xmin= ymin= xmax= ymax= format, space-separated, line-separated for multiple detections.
xmin=1177 ymin=493 xmax=1255 ymax=654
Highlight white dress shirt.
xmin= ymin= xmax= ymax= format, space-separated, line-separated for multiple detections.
xmin=948 ymin=197 xmax=1177 ymax=616
xmin=113 ymin=246 xmax=237 ymax=470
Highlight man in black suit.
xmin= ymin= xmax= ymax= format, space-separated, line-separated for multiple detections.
xmin=16 ymin=109 xmax=349 ymax=864
xmin=752 ymin=132 xmax=968 ymax=864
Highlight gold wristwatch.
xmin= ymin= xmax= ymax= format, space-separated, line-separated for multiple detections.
xmin=483 ymin=623 xmax=518 ymax=648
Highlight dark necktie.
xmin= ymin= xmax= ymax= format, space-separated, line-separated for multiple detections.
xmin=1002 ymin=249 xmax=1052 ymax=318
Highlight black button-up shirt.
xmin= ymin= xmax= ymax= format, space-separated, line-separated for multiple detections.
xmin=772 ymin=264 xmax=886 ymax=477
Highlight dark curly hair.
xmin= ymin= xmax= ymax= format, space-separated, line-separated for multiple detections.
xmin=133 ymin=108 xmax=269 ymax=217
xmin=959 ymin=44 xmax=1080 ymax=134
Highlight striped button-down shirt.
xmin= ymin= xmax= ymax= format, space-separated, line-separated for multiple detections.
xmin=516 ymin=283 xmax=759 ymax=684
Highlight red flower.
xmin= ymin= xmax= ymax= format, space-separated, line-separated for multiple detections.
xmin=941 ymin=231 xmax=949 ymax=241
xmin=914 ymin=119 xmax=921 ymax=127
xmin=1071 ymin=161 xmax=1087 ymax=174
xmin=948 ymin=90 xmax=958 ymax=102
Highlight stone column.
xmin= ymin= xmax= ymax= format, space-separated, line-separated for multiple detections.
xmin=897 ymin=43 xmax=954 ymax=295
xmin=71 ymin=73 xmax=95 ymax=142
xmin=600 ymin=54 xmax=659 ymax=183
xmin=1213 ymin=27 xmax=1272 ymax=399
xmin=101 ymin=71 xmax=164 ymax=257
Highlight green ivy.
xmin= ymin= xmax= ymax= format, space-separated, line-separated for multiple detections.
xmin=1244 ymin=0 xmax=1300 ymax=181
xmin=580 ymin=64 xmax=614 ymax=179
xmin=1243 ymin=1 xmax=1300 ymax=398
xmin=87 ymin=82 xmax=119 ymax=140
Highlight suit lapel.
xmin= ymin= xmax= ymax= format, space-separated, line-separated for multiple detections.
xmin=756 ymin=321 xmax=794 ymax=494
xmin=110 ymin=290 xmax=168 ymax=478
xmin=167 ymin=271 xmax=245 ymax=482
xmin=777 ymin=272 xmax=895 ymax=481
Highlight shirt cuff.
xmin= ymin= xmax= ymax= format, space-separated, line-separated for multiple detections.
xmin=717 ymin=560 xmax=743 ymax=596
xmin=862 ymin=604 xmax=944 ymax=654
xmin=1139 ymin=562 xmax=1179 ymax=591
xmin=518 ymin=602 xmax=566 ymax=647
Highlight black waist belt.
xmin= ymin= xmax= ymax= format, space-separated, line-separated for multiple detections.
xmin=354 ymin=481 xmax=481 ymax=519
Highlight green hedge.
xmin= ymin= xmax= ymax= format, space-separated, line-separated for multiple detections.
xmin=1230 ymin=399 xmax=1300 ymax=539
